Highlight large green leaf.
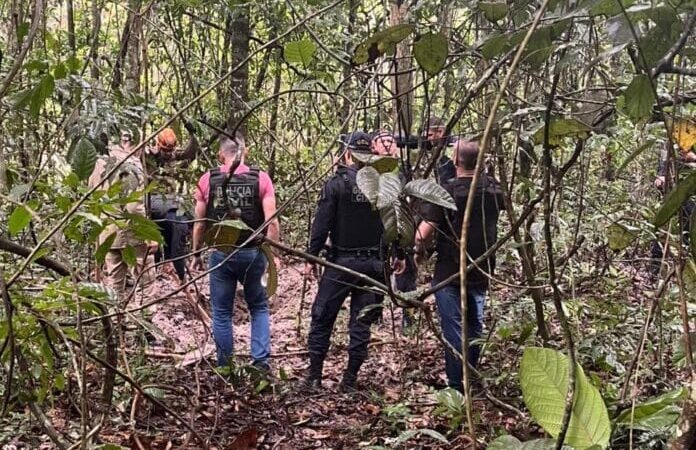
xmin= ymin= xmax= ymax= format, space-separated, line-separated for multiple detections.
xmin=70 ymin=137 xmax=98 ymax=181
xmin=30 ymin=74 xmax=55 ymax=118
xmin=124 ymin=213 xmax=163 ymax=244
xmin=479 ymin=2 xmax=509 ymax=22
xmin=480 ymin=33 xmax=509 ymax=59
xmin=607 ymin=223 xmax=637 ymax=251
xmin=351 ymin=153 xmax=399 ymax=173
xmin=260 ymin=243 xmax=278 ymax=297
xmin=352 ymin=24 xmax=415 ymax=65
xmin=520 ymin=347 xmax=611 ymax=450
xmin=616 ymin=388 xmax=686 ymax=431
xmin=653 ymin=171 xmax=696 ymax=227
xmin=396 ymin=428 xmax=448 ymax=445
xmin=356 ymin=166 xmax=403 ymax=209
xmin=622 ymin=75 xmax=655 ymax=122
xmin=380 ymin=201 xmax=414 ymax=246
xmin=283 ymin=39 xmax=316 ymax=67
xmin=404 ymin=179 xmax=456 ymax=210
xmin=204 ymin=219 xmax=249 ymax=249
xmin=413 ymin=32 xmax=449 ymax=75
xmin=532 ymin=118 xmax=591 ymax=146
xmin=8 ymin=205 xmax=32 ymax=236
xmin=95 ymin=232 xmax=117 ymax=264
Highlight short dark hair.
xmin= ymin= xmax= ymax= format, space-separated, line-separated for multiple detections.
xmin=455 ymin=140 xmax=479 ymax=170
xmin=219 ymin=132 xmax=245 ymax=156
xmin=426 ymin=116 xmax=445 ymax=129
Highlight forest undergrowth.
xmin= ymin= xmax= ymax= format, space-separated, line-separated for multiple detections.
xmin=1 ymin=247 xmax=684 ymax=450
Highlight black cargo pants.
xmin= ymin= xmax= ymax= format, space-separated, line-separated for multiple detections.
xmin=307 ymin=255 xmax=384 ymax=364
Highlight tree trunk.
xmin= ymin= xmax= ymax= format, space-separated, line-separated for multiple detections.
xmin=125 ymin=0 xmax=143 ymax=93
xmin=268 ymin=62 xmax=282 ymax=179
xmin=111 ymin=0 xmax=142 ymax=93
xmin=670 ymin=377 xmax=696 ymax=450
xmin=390 ymin=0 xmax=414 ymax=134
xmin=66 ymin=0 xmax=76 ymax=56
xmin=225 ymin=5 xmax=251 ymax=134
xmin=338 ymin=0 xmax=356 ymax=129
xmin=88 ymin=0 xmax=101 ymax=79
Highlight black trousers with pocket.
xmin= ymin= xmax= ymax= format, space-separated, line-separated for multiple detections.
xmin=307 ymin=255 xmax=384 ymax=364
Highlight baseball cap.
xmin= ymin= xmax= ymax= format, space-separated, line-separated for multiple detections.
xmin=346 ymin=132 xmax=372 ymax=154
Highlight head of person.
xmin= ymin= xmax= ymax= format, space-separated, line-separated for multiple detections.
xmin=371 ymin=130 xmax=396 ymax=157
xmin=344 ymin=131 xmax=372 ymax=165
xmin=425 ymin=116 xmax=446 ymax=145
xmin=218 ymin=131 xmax=246 ymax=165
xmin=120 ymin=129 xmax=133 ymax=147
xmin=156 ymin=127 xmax=178 ymax=159
xmin=454 ymin=140 xmax=480 ymax=172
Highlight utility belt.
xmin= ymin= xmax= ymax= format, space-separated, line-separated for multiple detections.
xmin=330 ymin=246 xmax=381 ymax=259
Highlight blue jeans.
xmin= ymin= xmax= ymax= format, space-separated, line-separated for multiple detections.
xmin=209 ymin=248 xmax=270 ymax=367
xmin=434 ymin=283 xmax=487 ymax=391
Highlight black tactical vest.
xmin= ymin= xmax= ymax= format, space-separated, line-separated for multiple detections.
xmin=332 ymin=167 xmax=383 ymax=250
xmin=206 ymin=167 xmax=264 ymax=245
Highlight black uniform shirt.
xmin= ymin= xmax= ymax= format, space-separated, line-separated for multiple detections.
xmin=308 ymin=165 xmax=383 ymax=256
xmin=421 ymin=175 xmax=503 ymax=287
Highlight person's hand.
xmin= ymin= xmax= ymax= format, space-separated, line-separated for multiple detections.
xmin=392 ymin=257 xmax=406 ymax=275
xmin=189 ymin=254 xmax=204 ymax=272
xmin=684 ymin=152 xmax=696 ymax=162
xmin=147 ymin=241 xmax=159 ymax=253
xmin=273 ymin=256 xmax=282 ymax=271
xmin=304 ymin=261 xmax=317 ymax=278
xmin=654 ymin=175 xmax=665 ymax=189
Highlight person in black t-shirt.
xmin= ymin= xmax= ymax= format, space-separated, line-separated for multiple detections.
xmin=415 ymin=140 xmax=503 ymax=392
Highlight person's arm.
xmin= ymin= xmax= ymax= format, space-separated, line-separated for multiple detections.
xmin=189 ymin=198 xmax=208 ymax=270
xmin=262 ymin=194 xmax=280 ymax=243
xmin=175 ymin=136 xmax=200 ymax=162
xmin=308 ymin=179 xmax=337 ymax=257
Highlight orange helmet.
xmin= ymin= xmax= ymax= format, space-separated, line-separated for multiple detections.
xmin=156 ymin=128 xmax=178 ymax=151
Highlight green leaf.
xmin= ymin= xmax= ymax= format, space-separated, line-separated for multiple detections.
xmin=479 ymin=2 xmax=509 ymax=22
xmin=70 ymin=137 xmax=98 ymax=181
xmin=380 ymin=201 xmax=415 ymax=247
xmin=520 ymin=347 xmax=611 ymax=450
xmin=487 ymin=435 xmax=522 ymax=450
xmin=30 ymin=74 xmax=55 ymax=118
xmin=607 ymin=223 xmax=637 ymax=251
xmin=356 ymin=167 xmax=402 ymax=209
xmin=616 ymin=139 xmax=655 ymax=175
xmin=353 ymin=24 xmax=416 ymax=65
xmin=351 ymin=153 xmax=399 ymax=173
xmin=143 ymin=387 xmax=166 ymax=399
xmin=122 ymin=246 xmax=137 ymax=267
xmin=283 ymin=39 xmax=316 ymax=67
xmin=480 ymin=34 xmax=510 ymax=59
xmin=532 ymin=118 xmax=591 ymax=146
xmin=204 ymin=219 xmax=249 ymax=248
xmin=8 ymin=205 xmax=32 ymax=236
xmin=10 ymin=88 xmax=33 ymax=109
xmin=66 ymin=55 xmax=81 ymax=74
xmin=404 ymin=179 xmax=456 ymax=210
xmin=260 ymin=244 xmax=278 ymax=297
xmin=413 ymin=32 xmax=449 ymax=75
xmin=96 ymin=233 xmax=117 ymax=264
xmin=53 ymin=62 xmax=67 ymax=80
xmin=17 ymin=22 xmax=29 ymax=43
xmin=125 ymin=214 xmax=163 ymax=244
xmin=29 ymin=246 xmax=53 ymax=264
xmin=622 ymin=75 xmax=655 ymax=122
xmin=654 ymin=171 xmax=696 ymax=227
xmin=616 ymin=388 xmax=686 ymax=431
xmin=588 ymin=0 xmax=636 ymax=16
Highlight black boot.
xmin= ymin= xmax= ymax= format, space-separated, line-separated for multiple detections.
xmin=339 ymin=358 xmax=362 ymax=393
xmin=300 ymin=355 xmax=324 ymax=392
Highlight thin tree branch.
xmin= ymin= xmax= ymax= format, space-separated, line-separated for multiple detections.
xmin=0 ymin=0 xmax=44 ymax=100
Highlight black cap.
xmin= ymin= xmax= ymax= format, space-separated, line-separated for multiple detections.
xmin=346 ymin=132 xmax=372 ymax=154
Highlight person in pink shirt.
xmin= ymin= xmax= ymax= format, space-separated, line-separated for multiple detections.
xmin=189 ymin=132 xmax=281 ymax=371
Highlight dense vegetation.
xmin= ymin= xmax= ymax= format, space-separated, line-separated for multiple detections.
xmin=1 ymin=0 xmax=696 ymax=448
